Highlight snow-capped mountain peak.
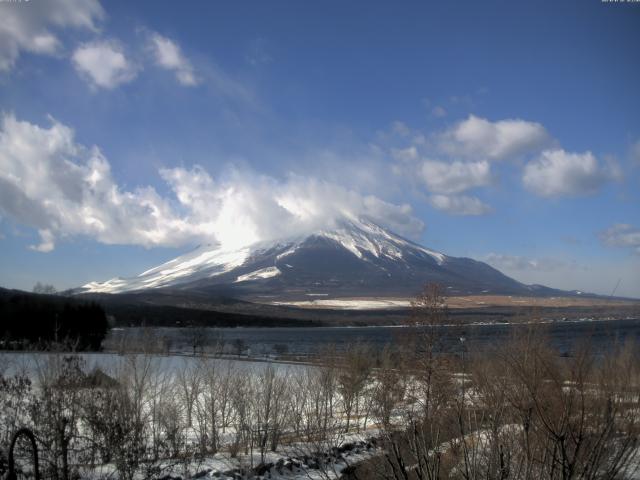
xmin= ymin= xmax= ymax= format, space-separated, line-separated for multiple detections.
xmin=319 ymin=217 xmax=446 ymax=265
xmin=79 ymin=217 xmax=530 ymax=299
xmin=81 ymin=217 xmax=447 ymax=294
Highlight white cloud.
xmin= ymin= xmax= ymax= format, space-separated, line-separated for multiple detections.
xmin=30 ymin=229 xmax=55 ymax=253
xmin=522 ymin=149 xmax=612 ymax=197
xmin=0 ymin=113 xmax=193 ymax=250
xmin=72 ymin=40 xmax=137 ymax=89
xmin=428 ymin=194 xmax=492 ymax=216
xmin=600 ymin=224 xmax=640 ymax=254
xmin=384 ymin=114 xmax=556 ymax=215
xmin=361 ymin=195 xmax=423 ymax=236
xmin=148 ymin=32 xmax=199 ymax=86
xmin=420 ymin=160 xmax=491 ymax=194
xmin=0 ymin=113 xmax=423 ymax=252
xmin=0 ymin=0 xmax=104 ymax=71
xmin=439 ymin=114 xmax=551 ymax=160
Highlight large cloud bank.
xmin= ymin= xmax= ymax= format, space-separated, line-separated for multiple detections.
xmin=0 ymin=113 xmax=422 ymax=252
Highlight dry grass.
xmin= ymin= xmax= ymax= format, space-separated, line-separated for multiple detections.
xmin=446 ymin=294 xmax=640 ymax=309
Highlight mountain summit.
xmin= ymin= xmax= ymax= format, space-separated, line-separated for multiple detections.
xmin=80 ymin=217 xmax=549 ymax=299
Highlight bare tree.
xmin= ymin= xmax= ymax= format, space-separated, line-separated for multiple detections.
xmin=0 ymin=366 xmax=33 ymax=450
xmin=252 ymin=365 xmax=289 ymax=462
xmin=185 ymin=327 xmax=210 ymax=356
xmin=193 ymin=358 xmax=234 ymax=455
xmin=233 ymin=338 xmax=248 ymax=357
xmin=337 ymin=342 xmax=373 ymax=432
xmin=176 ymin=361 xmax=202 ymax=429
xmin=31 ymin=355 xmax=86 ymax=480
xmin=407 ymin=283 xmax=456 ymax=420
xmin=229 ymin=373 xmax=253 ymax=459
xmin=372 ymin=346 xmax=406 ymax=429
xmin=292 ymin=367 xmax=347 ymax=480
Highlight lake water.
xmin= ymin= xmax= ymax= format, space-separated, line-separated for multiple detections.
xmin=2 ymin=319 xmax=638 ymax=378
xmin=106 ymin=318 xmax=640 ymax=357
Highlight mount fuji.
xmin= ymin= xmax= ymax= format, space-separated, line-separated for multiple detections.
xmin=79 ymin=217 xmax=563 ymax=301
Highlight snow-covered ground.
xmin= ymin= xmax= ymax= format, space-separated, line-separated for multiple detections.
xmin=271 ymin=298 xmax=412 ymax=309
xmin=134 ymin=436 xmax=377 ymax=480
xmin=0 ymin=352 xmax=381 ymax=480
xmin=76 ymin=437 xmax=378 ymax=480
xmin=235 ymin=266 xmax=281 ymax=283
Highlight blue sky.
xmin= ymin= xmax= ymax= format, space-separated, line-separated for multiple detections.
xmin=0 ymin=0 xmax=639 ymax=297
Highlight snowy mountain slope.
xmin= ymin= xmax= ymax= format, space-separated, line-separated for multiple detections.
xmin=79 ymin=217 xmax=534 ymax=298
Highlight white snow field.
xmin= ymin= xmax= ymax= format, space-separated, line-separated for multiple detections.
xmin=2 ymin=350 xmax=639 ymax=480
xmin=0 ymin=352 xmax=380 ymax=480
xmin=271 ymin=298 xmax=412 ymax=309
xmin=235 ymin=266 xmax=281 ymax=283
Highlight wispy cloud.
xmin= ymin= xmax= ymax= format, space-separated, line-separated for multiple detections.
xmin=246 ymin=37 xmax=272 ymax=66
xmin=0 ymin=0 xmax=104 ymax=71
xmin=428 ymin=194 xmax=492 ymax=216
xmin=482 ymin=251 xmax=639 ymax=298
xmin=148 ymin=32 xmax=199 ymax=86
xmin=431 ymin=105 xmax=447 ymax=118
xmin=484 ymin=253 xmax=569 ymax=272
xmin=600 ymin=224 xmax=640 ymax=255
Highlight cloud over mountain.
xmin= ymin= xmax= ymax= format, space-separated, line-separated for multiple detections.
xmin=0 ymin=113 xmax=423 ymax=252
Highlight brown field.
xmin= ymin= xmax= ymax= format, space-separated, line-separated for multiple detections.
xmin=267 ymin=294 xmax=640 ymax=310
xmin=446 ymin=294 xmax=640 ymax=309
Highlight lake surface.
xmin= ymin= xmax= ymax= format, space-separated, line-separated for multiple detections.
xmin=106 ymin=318 xmax=640 ymax=357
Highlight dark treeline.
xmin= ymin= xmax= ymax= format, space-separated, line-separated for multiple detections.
xmin=0 ymin=289 xmax=108 ymax=350
xmin=102 ymin=301 xmax=320 ymax=328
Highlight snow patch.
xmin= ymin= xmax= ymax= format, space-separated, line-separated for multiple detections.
xmin=319 ymin=218 xmax=446 ymax=265
xmin=235 ymin=266 xmax=281 ymax=283
xmin=276 ymin=245 xmax=299 ymax=260
xmin=417 ymin=246 xmax=446 ymax=264
xmin=82 ymin=245 xmax=251 ymax=293
xmin=272 ymin=298 xmax=412 ymax=309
